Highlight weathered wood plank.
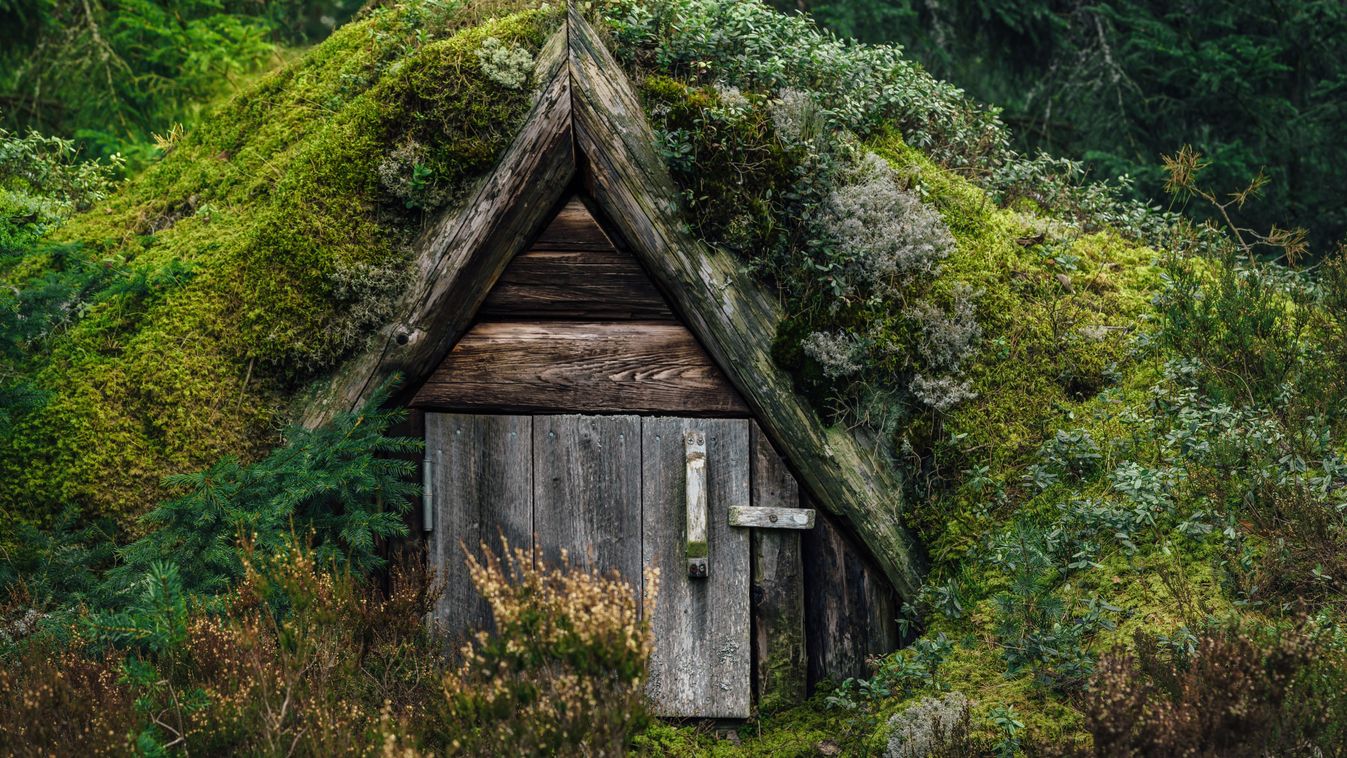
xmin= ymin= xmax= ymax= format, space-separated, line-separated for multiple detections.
xmin=750 ymin=422 xmax=807 ymax=709
xmin=426 ymin=413 xmax=533 ymax=651
xmin=566 ymin=7 xmax=925 ymax=598
xmin=478 ymin=247 xmax=673 ymax=320
xmin=411 ymin=321 xmax=749 ymax=415
xmin=298 ymin=22 xmax=574 ymax=427
xmin=729 ymin=506 xmax=814 ymax=529
xmin=643 ymin=417 xmax=752 ymax=719
xmin=801 ymin=502 xmax=900 ymax=686
xmin=532 ymin=414 xmax=643 ymax=601
xmin=531 ymin=196 xmax=619 ymax=251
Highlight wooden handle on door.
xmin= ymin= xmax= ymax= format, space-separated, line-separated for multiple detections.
xmin=685 ymin=430 xmax=708 ymax=578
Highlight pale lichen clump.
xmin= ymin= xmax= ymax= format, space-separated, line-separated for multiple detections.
xmin=475 ymin=36 xmax=535 ymax=90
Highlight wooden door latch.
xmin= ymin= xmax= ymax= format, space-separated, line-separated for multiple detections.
xmin=685 ymin=431 xmax=709 ymax=578
xmin=727 ymin=506 xmax=815 ymax=529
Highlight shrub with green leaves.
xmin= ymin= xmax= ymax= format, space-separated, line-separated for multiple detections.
xmin=100 ymin=386 xmax=419 ymax=603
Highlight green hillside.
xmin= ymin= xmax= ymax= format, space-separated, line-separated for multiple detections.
xmin=3 ymin=0 xmax=1345 ymax=754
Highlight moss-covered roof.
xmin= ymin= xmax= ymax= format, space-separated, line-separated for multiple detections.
xmin=1 ymin=0 xmax=1144 ymax=525
xmin=1 ymin=4 xmax=562 ymax=521
xmin=0 ymin=0 xmax=1163 ymax=581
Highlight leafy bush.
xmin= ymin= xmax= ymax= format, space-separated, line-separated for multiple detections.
xmin=438 ymin=540 xmax=656 ymax=756
xmin=1027 ymin=429 xmax=1103 ymax=491
xmin=990 ymin=522 xmax=1116 ymax=691
xmin=99 ymin=386 xmax=419 ymax=602
xmin=602 ymin=0 xmax=1008 ymax=168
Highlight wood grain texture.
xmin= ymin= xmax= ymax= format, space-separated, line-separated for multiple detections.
xmin=298 ymin=22 xmax=574 ymax=428
xmin=530 ymin=196 xmax=619 ymax=251
xmin=532 ymin=414 xmax=643 ymax=601
xmin=411 ymin=321 xmax=748 ymax=415
xmin=566 ymin=7 xmax=925 ymax=598
xmin=426 ymin=413 xmax=533 ymax=651
xmin=478 ymin=247 xmax=673 ymax=320
xmin=801 ymin=502 xmax=900 ymax=686
xmin=729 ymin=506 xmax=814 ymax=529
xmin=643 ymin=417 xmax=752 ymax=719
xmin=750 ymin=422 xmax=807 ymax=708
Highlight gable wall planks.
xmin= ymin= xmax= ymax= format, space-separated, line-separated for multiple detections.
xmin=412 ymin=321 xmax=748 ymax=415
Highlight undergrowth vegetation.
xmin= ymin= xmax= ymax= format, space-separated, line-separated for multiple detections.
xmin=3 ymin=0 xmax=1347 ymax=754
xmin=1 ymin=394 xmax=653 ymax=754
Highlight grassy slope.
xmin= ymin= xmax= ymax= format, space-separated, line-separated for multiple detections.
xmin=0 ymin=3 xmax=559 ymax=529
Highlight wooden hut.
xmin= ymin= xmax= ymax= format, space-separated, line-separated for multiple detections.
xmin=303 ymin=8 xmax=926 ymax=719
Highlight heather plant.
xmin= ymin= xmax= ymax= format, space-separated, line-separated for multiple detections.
xmin=0 ymin=639 xmax=135 ymax=754
xmin=437 ymin=540 xmax=656 ymax=756
xmin=0 ymin=541 xmax=446 ymax=755
xmin=1081 ymin=622 xmax=1347 ymax=756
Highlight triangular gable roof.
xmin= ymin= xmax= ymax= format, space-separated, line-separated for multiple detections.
xmin=299 ymin=5 xmax=926 ymax=598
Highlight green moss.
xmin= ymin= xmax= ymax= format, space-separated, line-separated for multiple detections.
xmin=1 ymin=3 xmax=561 ymax=529
xmin=863 ymin=130 xmax=1162 ymax=556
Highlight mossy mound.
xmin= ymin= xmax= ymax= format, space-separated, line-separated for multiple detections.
xmin=1 ymin=2 xmax=561 ymax=525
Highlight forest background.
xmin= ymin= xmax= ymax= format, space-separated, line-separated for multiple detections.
xmin=6 ymin=0 xmax=1345 ymax=255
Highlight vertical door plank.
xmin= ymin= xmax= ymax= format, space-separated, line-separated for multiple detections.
xmin=426 ymin=413 xmax=532 ymax=651
xmin=801 ymin=502 xmax=900 ymax=686
xmin=642 ymin=417 xmax=751 ymax=718
xmin=750 ymin=422 xmax=807 ymax=710
xmin=532 ymin=414 xmax=643 ymax=599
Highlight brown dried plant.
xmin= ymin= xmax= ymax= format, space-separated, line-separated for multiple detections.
xmin=1162 ymin=144 xmax=1309 ymax=265
xmin=438 ymin=539 xmax=658 ymax=757
xmin=1080 ymin=622 xmax=1347 ymax=756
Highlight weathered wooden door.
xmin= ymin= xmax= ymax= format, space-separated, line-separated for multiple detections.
xmin=426 ymin=412 xmax=751 ymax=718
